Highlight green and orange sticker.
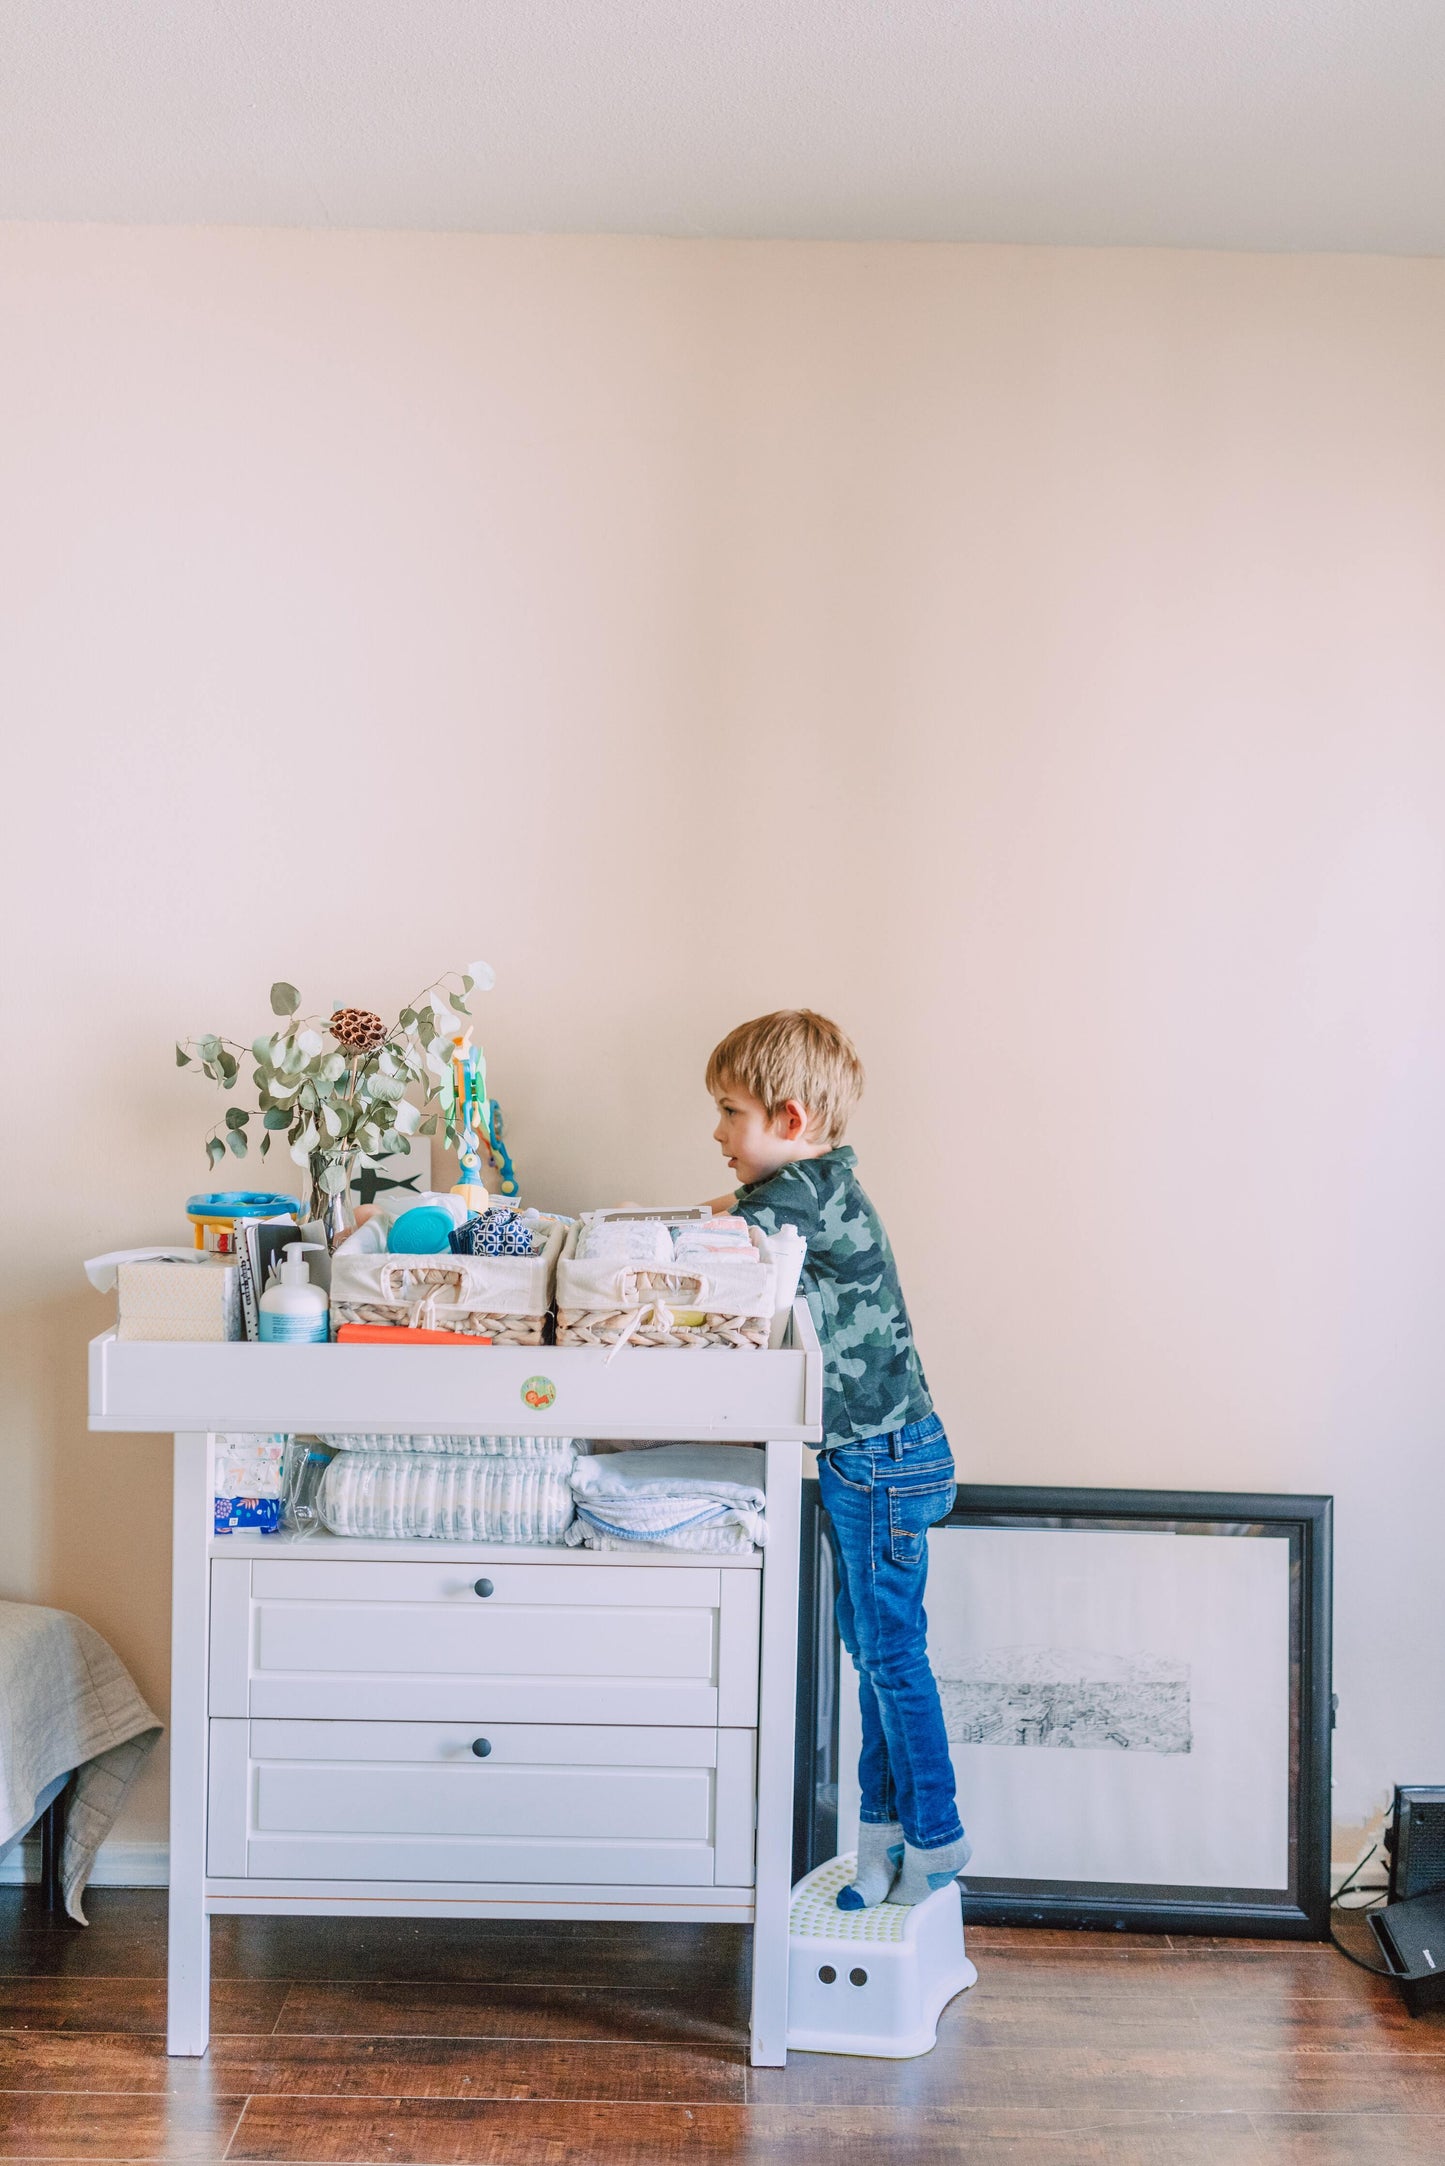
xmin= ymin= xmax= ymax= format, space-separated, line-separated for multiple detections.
xmin=521 ymin=1375 xmax=557 ymax=1411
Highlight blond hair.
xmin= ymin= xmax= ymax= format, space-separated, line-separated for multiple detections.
xmin=705 ymin=1010 xmax=864 ymax=1149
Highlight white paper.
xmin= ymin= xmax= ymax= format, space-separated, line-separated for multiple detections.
xmin=923 ymin=1526 xmax=1292 ymax=1890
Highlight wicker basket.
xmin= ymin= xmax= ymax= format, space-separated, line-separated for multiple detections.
xmin=554 ymin=1220 xmax=775 ymax=1352
xmin=330 ymin=1218 xmax=562 ymax=1345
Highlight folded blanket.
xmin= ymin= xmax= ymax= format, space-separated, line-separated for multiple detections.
xmin=0 ymin=1603 xmax=161 ymax=1924
xmin=568 ymin=1443 xmax=767 ymax=1550
xmin=564 ymin=1521 xmax=760 ymax=1555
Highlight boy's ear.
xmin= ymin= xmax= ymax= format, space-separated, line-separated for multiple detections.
xmin=775 ymin=1098 xmax=810 ymax=1141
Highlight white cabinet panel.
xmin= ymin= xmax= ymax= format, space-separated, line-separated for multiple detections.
xmin=212 ymin=1555 xmax=760 ymax=1726
xmin=248 ymin=1561 xmax=722 ymax=1607
xmin=254 ymin=1602 xmax=716 ymax=1681
xmin=209 ymin=1718 xmax=757 ymax=1888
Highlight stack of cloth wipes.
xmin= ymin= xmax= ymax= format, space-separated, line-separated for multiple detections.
xmin=566 ymin=1444 xmax=768 ymax=1554
xmin=317 ymin=1433 xmax=580 ymax=1543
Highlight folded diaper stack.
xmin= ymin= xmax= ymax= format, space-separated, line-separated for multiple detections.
xmin=672 ymin=1217 xmax=758 ymax=1267
xmin=575 ymin=1216 xmax=759 ymax=1272
xmin=575 ymin=1219 xmax=680 ymax=1268
xmin=566 ymin=1444 xmax=768 ymax=1555
xmin=316 ymin=1432 xmax=580 ymax=1543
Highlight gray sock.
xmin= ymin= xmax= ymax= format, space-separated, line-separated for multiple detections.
xmin=885 ymin=1832 xmax=973 ymax=1905
xmin=836 ymin=1820 xmax=904 ymax=1910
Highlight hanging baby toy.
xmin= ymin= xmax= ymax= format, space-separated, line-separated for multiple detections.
xmin=448 ymin=1028 xmax=519 ymax=1208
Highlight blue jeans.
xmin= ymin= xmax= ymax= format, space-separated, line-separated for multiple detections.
xmin=817 ymin=1413 xmax=964 ymax=1851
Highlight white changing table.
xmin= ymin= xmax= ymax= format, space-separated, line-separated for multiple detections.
xmin=88 ymin=1303 xmax=822 ymax=2066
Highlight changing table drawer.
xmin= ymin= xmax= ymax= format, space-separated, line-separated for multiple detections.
xmin=206 ymin=1719 xmax=757 ymax=1886
xmin=208 ymin=1559 xmax=761 ymax=1726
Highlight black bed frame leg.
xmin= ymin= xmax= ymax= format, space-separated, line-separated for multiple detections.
xmin=38 ymin=1787 xmax=67 ymax=1914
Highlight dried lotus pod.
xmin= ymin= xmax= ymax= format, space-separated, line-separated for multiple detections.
xmin=329 ymin=1007 xmax=387 ymax=1054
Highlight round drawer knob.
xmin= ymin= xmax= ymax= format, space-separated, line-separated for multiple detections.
xmin=471 ymin=1737 xmax=492 ymax=1759
xmin=473 ymin=1578 xmax=494 ymax=1598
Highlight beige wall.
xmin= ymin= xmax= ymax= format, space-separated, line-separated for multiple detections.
xmin=3 ymin=225 xmax=1444 ymax=1855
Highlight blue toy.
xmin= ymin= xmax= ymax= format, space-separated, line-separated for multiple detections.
xmin=387 ymin=1204 xmax=457 ymax=1255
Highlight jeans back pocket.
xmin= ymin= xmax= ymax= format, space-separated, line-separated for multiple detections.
xmin=886 ymin=1477 xmax=957 ymax=1568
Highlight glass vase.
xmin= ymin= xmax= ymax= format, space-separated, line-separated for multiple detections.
xmin=309 ymin=1149 xmax=358 ymax=1253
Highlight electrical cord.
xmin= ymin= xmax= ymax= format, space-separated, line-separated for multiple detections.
xmin=1328 ymin=1839 xmax=1399 ymax=1977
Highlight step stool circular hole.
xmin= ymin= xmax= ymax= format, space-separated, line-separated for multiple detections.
xmin=817 ymin=1964 xmax=837 ymax=1984
xmin=849 ymin=1967 xmax=868 ymax=1987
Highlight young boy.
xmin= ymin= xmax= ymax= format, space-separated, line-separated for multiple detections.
xmin=705 ymin=1009 xmax=970 ymax=1909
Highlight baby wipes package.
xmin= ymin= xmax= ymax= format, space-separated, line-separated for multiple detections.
xmin=214 ymin=1433 xmax=286 ymax=1536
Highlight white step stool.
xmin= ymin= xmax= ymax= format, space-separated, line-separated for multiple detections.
xmin=785 ymin=1853 xmax=978 ymax=2058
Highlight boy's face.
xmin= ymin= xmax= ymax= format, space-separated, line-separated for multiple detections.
xmin=712 ymin=1082 xmax=815 ymax=1187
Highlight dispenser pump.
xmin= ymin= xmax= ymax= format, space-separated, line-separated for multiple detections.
xmin=257 ymin=1240 xmax=330 ymax=1344
xmin=278 ymin=1241 xmax=325 ymax=1288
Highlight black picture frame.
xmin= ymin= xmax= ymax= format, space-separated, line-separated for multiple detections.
xmin=800 ymin=1482 xmax=1333 ymax=1940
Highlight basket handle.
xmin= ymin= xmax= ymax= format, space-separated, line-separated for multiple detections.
xmin=377 ymin=1261 xmax=467 ymax=1331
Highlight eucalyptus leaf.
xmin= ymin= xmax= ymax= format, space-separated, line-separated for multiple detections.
xmin=199 ymin=1034 xmax=221 ymax=1058
xmin=394 ymin=1100 xmax=421 ymax=1135
xmin=296 ymin=1029 xmax=324 ymax=1058
xmin=299 ymin=1081 xmax=319 ymax=1110
xmin=263 ymin=1107 xmax=290 ymax=1130
xmin=206 ymin=1137 xmax=226 ymax=1168
xmin=224 ymin=1106 xmax=248 ymax=1130
xmin=321 ymin=1104 xmax=341 ymax=1139
xmin=260 ymin=1134 xmax=271 ymax=1157
xmin=320 ymin=1161 xmax=350 ymax=1196
xmin=175 ymin=1045 xmax=191 ymax=1066
xmin=419 ymin=1115 xmax=438 ymax=1135
xmin=467 ymin=960 xmax=495 ymax=991
xmin=399 ymin=1008 xmax=416 ymax=1027
xmin=270 ymin=982 xmax=300 ymax=1016
xmin=227 ymin=1130 xmax=247 ymax=1157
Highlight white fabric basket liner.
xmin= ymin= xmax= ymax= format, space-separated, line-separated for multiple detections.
xmin=556 ymin=1219 xmax=776 ymax=1319
xmin=331 ymin=1216 xmax=563 ymax=1324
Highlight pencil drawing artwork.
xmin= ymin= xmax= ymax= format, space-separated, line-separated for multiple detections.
xmin=936 ymin=1647 xmax=1192 ymax=1754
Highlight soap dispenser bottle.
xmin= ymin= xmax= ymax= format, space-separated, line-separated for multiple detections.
xmin=258 ymin=1242 xmax=329 ymax=1343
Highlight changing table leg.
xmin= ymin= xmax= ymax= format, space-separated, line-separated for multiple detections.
xmin=167 ymin=1434 xmax=211 ymax=2056
xmin=750 ymin=1439 xmax=804 ymax=2067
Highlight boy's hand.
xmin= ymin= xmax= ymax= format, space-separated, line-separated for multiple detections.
xmin=703 ymin=1192 xmax=739 ymax=1214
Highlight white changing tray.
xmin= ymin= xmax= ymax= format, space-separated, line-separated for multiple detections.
xmin=87 ymin=1299 xmax=822 ymax=1440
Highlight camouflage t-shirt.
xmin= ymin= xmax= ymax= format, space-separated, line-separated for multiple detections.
xmin=732 ymin=1145 xmax=933 ymax=1445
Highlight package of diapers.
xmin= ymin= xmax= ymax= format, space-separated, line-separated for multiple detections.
xmin=318 ymin=1442 xmax=579 ymax=1542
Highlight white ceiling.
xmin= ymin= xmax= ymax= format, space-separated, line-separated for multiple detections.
xmin=4 ymin=0 xmax=1445 ymax=252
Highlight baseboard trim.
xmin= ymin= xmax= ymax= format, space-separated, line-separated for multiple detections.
xmin=0 ymin=1838 xmax=169 ymax=1888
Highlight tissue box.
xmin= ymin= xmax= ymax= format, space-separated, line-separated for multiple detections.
xmin=116 ymin=1255 xmax=242 ymax=1342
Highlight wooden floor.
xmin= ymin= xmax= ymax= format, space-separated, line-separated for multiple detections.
xmin=2 ymin=1889 xmax=1442 ymax=2163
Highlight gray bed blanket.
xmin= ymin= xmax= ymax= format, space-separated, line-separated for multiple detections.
xmin=0 ymin=1601 xmax=161 ymax=1922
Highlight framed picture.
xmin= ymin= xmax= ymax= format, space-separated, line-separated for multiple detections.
xmin=813 ymin=1484 xmax=1332 ymax=1938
